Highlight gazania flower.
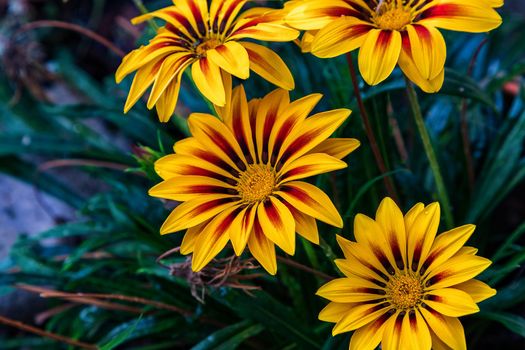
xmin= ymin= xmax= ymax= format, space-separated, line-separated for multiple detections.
xmin=317 ymin=197 xmax=496 ymax=350
xmin=149 ymin=85 xmax=360 ymax=274
xmin=285 ymin=0 xmax=502 ymax=92
xmin=116 ymin=0 xmax=298 ymax=122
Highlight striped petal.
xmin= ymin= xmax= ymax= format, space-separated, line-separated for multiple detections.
xmin=375 ymin=197 xmax=408 ymax=271
xmin=147 ymin=53 xmax=192 ymax=109
xmin=407 ymin=202 xmax=440 ymax=272
xmin=349 ymin=313 xmax=389 ymax=350
xmin=311 ymin=17 xmax=372 ymax=58
xmin=148 ymin=175 xmax=234 ymax=202
xmin=399 ymin=33 xmax=445 ymax=93
xmin=278 ymin=108 xmax=351 ymax=166
xmin=425 ymin=288 xmax=479 ymax=317
xmin=400 ymin=311 xmax=432 ymax=350
xmin=382 ymin=312 xmax=403 ymax=350
xmin=308 ymin=138 xmax=360 ymax=160
xmin=336 ymin=235 xmax=390 ymax=282
xmin=406 ymin=24 xmax=446 ymax=80
xmin=207 ymin=41 xmax=250 ymax=79
xmin=425 ymin=254 xmax=492 ymax=290
xmin=229 ymin=205 xmax=257 ymax=256
xmin=187 ymin=112 xmax=247 ymax=171
xmin=285 ymin=0 xmax=360 ymax=30
xmin=257 ymin=197 xmax=296 ymax=255
xmin=229 ymin=23 xmax=299 ymax=42
xmin=154 ymin=154 xmax=235 ymax=181
xmin=158 ymin=194 xmax=237 ymax=234
xmin=358 ymin=29 xmax=402 ymax=85
xmin=278 ymin=153 xmax=347 ymax=184
xmin=420 ymin=308 xmax=466 ymax=350
xmin=191 ymin=205 xmax=240 ymax=271
xmin=248 ymin=218 xmax=277 ymax=275
xmin=242 ymin=41 xmax=295 ymax=90
xmin=419 ymin=0 xmax=502 ymax=33
xmin=332 ymin=302 xmax=391 ymax=335
xmin=191 ymin=57 xmax=226 ymax=106
xmin=277 ymin=181 xmax=342 ymax=228
xmin=422 ymin=224 xmax=476 ymax=273
xmin=124 ymin=59 xmax=162 ymax=113
xmin=316 ymin=277 xmax=387 ymax=303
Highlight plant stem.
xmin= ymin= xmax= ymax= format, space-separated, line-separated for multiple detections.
xmin=405 ymin=79 xmax=454 ymax=228
xmin=346 ymin=53 xmax=399 ymax=203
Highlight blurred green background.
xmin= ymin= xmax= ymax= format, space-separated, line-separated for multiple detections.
xmin=0 ymin=0 xmax=523 ymax=349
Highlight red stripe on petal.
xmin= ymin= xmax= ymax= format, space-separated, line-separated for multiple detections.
xmin=194 ymin=197 xmax=233 ymax=216
xmin=264 ymin=200 xmax=284 ymax=231
xmin=421 ymin=4 xmax=463 ymax=20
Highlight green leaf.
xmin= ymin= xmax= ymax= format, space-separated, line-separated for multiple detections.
xmin=191 ymin=320 xmax=264 ymax=350
xmin=479 ymin=312 xmax=525 ymax=338
xmin=99 ymin=315 xmax=143 ymax=350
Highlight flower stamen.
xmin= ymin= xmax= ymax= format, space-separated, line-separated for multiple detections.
xmin=236 ymin=164 xmax=276 ymax=203
xmin=386 ymin=274 xmax=424 ymax=310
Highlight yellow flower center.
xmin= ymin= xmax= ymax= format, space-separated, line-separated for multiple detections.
xmin=236 ymin=164 xmax=276 ymax=203
xmin=195 ymin=38 xmax=222 ymax=56
xmin=386 ymin=274 xmax=424 ymax=310
xmin=373 ymin=2 xmax=413 ymax=31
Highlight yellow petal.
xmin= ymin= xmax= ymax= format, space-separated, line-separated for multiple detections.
xmin=191 ymin=58 xmax=226 ymax=106
xmin=229 ymin=23 xmax=298 ymax=42
xmin=241 ymin=41 xmax=295 ymax=90
xmin=278 ymin=153 xmax=346 ymax=184
xmin=289 ymin=207 xmax=319 ymax=244
xmin=401 ymin=311 xmax=432 ymax=350
xmin=375 ymin=197 xmax=407 ymax=270
xmin=453 ymin=279 xmax=496 ymax=303
xmin=316 ymin=277 xmax=386 ymax=303
xmin=425 ymin=254 xmax=492 ymax=290
xmin=333 ymin=303 xmax=390 ymax=335
xmin=349 ymin=314 xmax=389 ymax=350
xmin=278 ymin=108 xmax=351 ymax=166
xmin=123 ymin=59 xmax=162 ymax=113
xmin=285 ymin=0 xmax=358 ymax=30
xmin=404 ymin=202 xmax=425 ymax=232
xmin=406 ymin=24 xmax=446 ymax=80
xmin=308 ymin=138 xmax=360 ymax=160
xmin=155 ymin=78 xmax=182 ymax=122
xmin=420 ymin=308 xmax=466 ymax=350
xmin=257 ymin=196 xmax=296 ymax=255
xmin=229 ymin=205 xmax=257 ymax=256
xmin=311 ymin=17 xmax=372 ymax=58
xmin=148 ymin=175 xmax=234 ymax=202
xmin=158 ymin=194 xmax=237 ymax=234
xmin=207 ymin=41 xmax=250 ymax=79
xmin=276 ymin=181 xmax=343 ymax=228
xmin=382 ymin=312 xmax=403 ymax=350
xmin=248 ymin=218 xmax=277 ymax=275
xmin=407 ymin=202 xmax=440 ymax=272
xmin=425 ymin=288 xmax=479 ymax=317
xmin=418 ymin=0 xmax=502 ymax=33
xmin=180 ymin=221 xmax=207 ymax=254
xmin=423 ymin=224 xmax=476 ymax=273
xmin=192 ymin=205 xmax=240 ymax=272
xmin=358 ymin=29 xmax=402 ymax=85
xmin=319 ymin=302 xmax=354 ymax=323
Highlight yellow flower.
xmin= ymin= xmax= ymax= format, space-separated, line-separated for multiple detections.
xmin=317 ymin=197 xmax=496 ymax=350
xmin=285 ymin=0 xmax=502 ymax=92
xmin=116 ymin=0 xmax=298 ymax=122
xmin=149 ymin=85 xmax=360 ymax=274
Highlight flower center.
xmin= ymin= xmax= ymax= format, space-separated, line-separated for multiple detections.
xmin=236 ymin=164 xmax=276 ymax=203
xmin=386 ymin=274 xmax=424 ymax=310
xmin=195 ymin=38 xmax=221 ymax=56
xmin=372 ymin=2 xmax=412 ymax=30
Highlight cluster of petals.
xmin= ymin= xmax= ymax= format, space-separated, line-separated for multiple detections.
xmin=317 ymin=198 xmax=496 ymax=350
xmin=149 ymin=84 xmax=359 ymax=274
xmin=285 ymin=0 xmax=503 ymax=92
xmin=116 ymin=0 xmax=298 ymax=121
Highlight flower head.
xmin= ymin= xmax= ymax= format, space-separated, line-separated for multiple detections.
xmin=116 ymin=0 xmax=299 ymax=121
xmin=285 ymin=0 xmax=502 ymax=92
xmin=317 ymin=197 xmax=496 ymax=350
xmin=149 ymin=86 xmax=359 ymax=274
